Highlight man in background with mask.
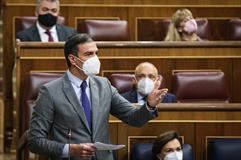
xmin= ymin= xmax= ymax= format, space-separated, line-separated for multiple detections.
xmin=122 ymin=62 xmax=176 ymax=104
xmin=27 ymin=33 xmax=166 ymax=160
xmin=16 ymin=0 xmax=76 ymax=42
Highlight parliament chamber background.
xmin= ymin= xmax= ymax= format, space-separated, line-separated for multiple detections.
xmin=0 ymin=0 xmax=241 ymax=160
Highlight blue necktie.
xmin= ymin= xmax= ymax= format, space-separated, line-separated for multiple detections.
xmin=142 ymin=96 xmax=147 ymax=101
xmin=81 ymin=81 xmax=92 ymax=129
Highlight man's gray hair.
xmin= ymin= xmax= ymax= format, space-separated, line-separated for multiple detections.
xmin=36 ymin=0 xmax=60 ymax=11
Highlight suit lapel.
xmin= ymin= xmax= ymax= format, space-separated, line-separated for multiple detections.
xmin=56 ymin=25 xmax=65 ymax=41
xmin=62 ymin=73 xmax=91 ymax=134
xmin=130 ymin=90 xmax=138 ymax=103
xmin=32 ymin=25 xmax=41 ymax=41
xmin=89 ymin=77 xmax=100 ymax=139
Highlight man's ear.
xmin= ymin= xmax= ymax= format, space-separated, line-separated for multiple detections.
xmin=132 ymin=77 xmax=138 ymax=89
xmin=35 ymin=9 xmax=39 ymax=17
xmin=57 ymin=9 xmax=60 ymax=16
xmin=68 ymin=54 xmax=76 ymax=65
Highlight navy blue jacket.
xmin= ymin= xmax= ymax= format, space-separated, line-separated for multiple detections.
xmin=122 ymin=89 xmax=176 ymax=103
xmin=16 ymin=24 xmax=76 ymax=41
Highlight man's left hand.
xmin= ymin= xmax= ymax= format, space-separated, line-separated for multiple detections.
xmin=147 ymin=78 xmax=168 ymax=108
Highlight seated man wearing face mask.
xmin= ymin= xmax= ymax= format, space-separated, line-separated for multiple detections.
xmin=16 ymin=0 xmax=76 ymax=42
xmin=122 ymin=62 xmax=176 ymax=104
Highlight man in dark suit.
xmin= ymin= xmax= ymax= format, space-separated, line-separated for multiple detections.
xmin=27 ymin=33 xmax=168 ymax=160
xmin=122 ymin=62 xmax=176 ymax=104
xmin=16 ymin=0 xmax=76 ymax=42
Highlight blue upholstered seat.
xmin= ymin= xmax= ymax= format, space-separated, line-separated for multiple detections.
xmin=207 ymin=138 xmax=241 ymax=160
xmin=131 ymin=143 xmax=194 ymax=160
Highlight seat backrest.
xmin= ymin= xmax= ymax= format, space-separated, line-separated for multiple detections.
xmin=82 ymin=20 xmax=130 ymax=41
xmin=21 ymin=72 xmax=63 ymax=133
xmin=137 ymin=19 xmax=170 ymax=41
xmin=109 ymin=73 xmax=166 ymax=94
xmin=109 ymin=74 xmax=135 ymax=94
xmin=195 ymin=19 xmax=211 ymax=40
xmin=131 ymin=143 xmax=195 ymax=160
xmin=207 ymin=138 xmax=241 ymax=160
xmin=18 ymin=72 xmax=63 ymax=160
xmin=137 ymin=18 xmax=210 ymax=41
xmin=14 ymin=16 xmax=65 ymax=37
xmin=226 ymin=18 xmax=241 ymax=40
xmin=171 ymin=70 xmax=229 ymax=103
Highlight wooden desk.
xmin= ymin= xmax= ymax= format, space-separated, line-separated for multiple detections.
xmin=109 ymin=103 xmax=241 ymax=160
xmin=14 ymin=41 xmax=241 ymax=159
xmin=0 ymin=98 xmax=4 ymax=153
xmin=16 ymin=41 xmax=241 ymax=101
xmin=3 ymin=1 xmax=241 ymax=144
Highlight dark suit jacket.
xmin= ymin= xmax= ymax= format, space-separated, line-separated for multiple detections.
xmin=28 ymin=73 xmax=157 ymax=160
xmin=16 ymin=24 xmax=76 ymax=41
xmin=122 ymin=89 xmax=176 ymax=103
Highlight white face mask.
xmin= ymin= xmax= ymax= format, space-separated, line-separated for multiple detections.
xmin=137 ymin=78 xmax=155 ymax=95
xmin=75 ymin=56 xmax=101 ymax=76
xmin=163 ymin=151 xmax=183 ymax=160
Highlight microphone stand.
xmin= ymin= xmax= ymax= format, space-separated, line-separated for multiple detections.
xmin=68 ymin=129 xmax=72 ymax=160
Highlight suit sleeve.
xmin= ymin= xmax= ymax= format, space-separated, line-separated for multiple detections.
xmin=172 ymin=94 xmax=177 ymax=102
xmin=16 ymin=31 xmax=30 ymax=41
xmin=107 ymin=79 xmax=157 ymax=127
xmin=27 ymin=86 xmax=65 ymax=158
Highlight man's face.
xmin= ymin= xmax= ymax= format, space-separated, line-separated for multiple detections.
xmin=75 ymin=42 xmax=98 ymax=68
xmin=36 ymin=1 xmax=59 ymax=17
xmin=135 ymin=64 xmax=158 ymax=83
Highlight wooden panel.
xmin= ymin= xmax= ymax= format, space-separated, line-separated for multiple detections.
xmin=108 ymin=104 xmax=241 ymax=160
xmin=195 ymin=123 xmax=241 ymax=160
xmin=3 ymin=4 xmax=241 ymax=113
xmin=0 ymin=99 xmax=4 ymax=153
xmin=12 ymin=42 xmax=241 ymax=159
xmin=117 ymin=123 xmax=195 ymax=160
xmin=75 ymin=17 xmax=120 ymax=33
xmin=232 ymin=59 xmax=241 ymax=102
xmin=15 ymin=41 xmax=241 ymax=105
xmin=4 ymin=0 xmax=241 ymax=5
xmin=113 ymin=122 xmax=241 ymax=160
xmin=2 ymin=0 xmax=241 ymax=154
xmin=136 ymin=18 xmax=240 ymax=41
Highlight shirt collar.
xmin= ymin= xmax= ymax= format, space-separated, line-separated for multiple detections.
xmin=67 ymin=70 xmax=90 ymax=88
xmin=137 ymin=92 xmax=146 ymax=101
xmin=36 ymin=21 xmax=57 ymax=35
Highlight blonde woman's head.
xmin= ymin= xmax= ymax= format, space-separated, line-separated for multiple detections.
xmin=165 ymin=9 xmax=200 ymax=41
xmin=171 ymin=9 xmax=193 ymax=29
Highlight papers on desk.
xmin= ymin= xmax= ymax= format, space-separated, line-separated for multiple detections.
xmin=94 ymin=142 xmax=125 ymax=150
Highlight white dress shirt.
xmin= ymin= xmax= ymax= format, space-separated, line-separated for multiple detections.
xmin=66 ymin=70 xmax=92 ymax=107
xmin=36 ymin=21 xmax=59 ymax=42
xmin=137 ymin=92 xmax=146 ymax=105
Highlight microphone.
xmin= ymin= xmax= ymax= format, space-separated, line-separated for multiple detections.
xmin=68 ymin=129 xmax=72 ymax=160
